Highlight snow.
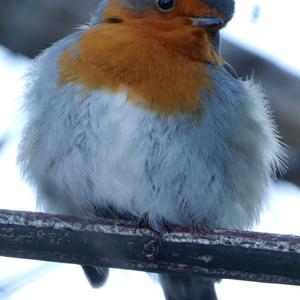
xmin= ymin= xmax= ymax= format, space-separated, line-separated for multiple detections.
xmin=0 ymin=1 xmax=300 ymax=299
xmin=0 ymin=48 xmax=35 ymax=213
xmin=224 ymin=0 xmax=300 ymax=75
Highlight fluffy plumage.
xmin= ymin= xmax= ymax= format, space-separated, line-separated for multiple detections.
xmin=18 ymin=0 xmax=282 ymax=299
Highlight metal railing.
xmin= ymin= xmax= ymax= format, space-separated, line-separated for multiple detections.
xmin=1 ymin=209 xmax=300 ymax=285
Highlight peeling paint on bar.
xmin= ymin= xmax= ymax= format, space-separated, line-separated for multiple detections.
xmin=0 ymin=210 xmax=152 ymax=237
xmin=163 ymin=232 xmax=300 ymax=253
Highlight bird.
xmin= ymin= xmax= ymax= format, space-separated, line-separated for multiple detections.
xmin=18 ymin=0 xmax=283 ymax=299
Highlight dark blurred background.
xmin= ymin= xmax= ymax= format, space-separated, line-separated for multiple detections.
xmin=0 ymin=0 xmax=300 ymax=185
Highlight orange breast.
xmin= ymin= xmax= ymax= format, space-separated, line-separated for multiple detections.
xmin=58 ymin=7 xmax=222 ymax=115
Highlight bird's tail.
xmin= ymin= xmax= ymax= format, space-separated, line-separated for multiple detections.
xmin=82 ymin=266 xmax=109 ymax=288
xmin=159 ymin=274 xmax=218 ymax=300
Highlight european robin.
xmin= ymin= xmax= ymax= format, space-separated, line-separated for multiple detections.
xmin=19 ymin=0 xmax=282 ymax=299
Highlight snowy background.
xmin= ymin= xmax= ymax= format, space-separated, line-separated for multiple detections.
xmin=1 ymin=0 xmax=300 ymax=299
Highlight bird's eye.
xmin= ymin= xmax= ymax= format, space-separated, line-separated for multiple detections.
xmin=156 ymin=0 xmax=175 ymax=12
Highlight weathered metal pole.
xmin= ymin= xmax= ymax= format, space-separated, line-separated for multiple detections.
xmin=1 ymin=209 xmax=300 ymax=285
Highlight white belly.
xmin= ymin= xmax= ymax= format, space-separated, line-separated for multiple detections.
xmin=20 ymin=79 xmax=280 ymax=230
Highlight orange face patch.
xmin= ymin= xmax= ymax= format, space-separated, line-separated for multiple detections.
xmin=58 ymin=0 xmax=223 ymax=115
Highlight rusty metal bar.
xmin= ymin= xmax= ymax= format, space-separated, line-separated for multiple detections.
xmin=1 ymin=209 xmax=300 ymax=285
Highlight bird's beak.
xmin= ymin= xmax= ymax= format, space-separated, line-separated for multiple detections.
xmin=191 ymin=15 xmax=225 ymax=30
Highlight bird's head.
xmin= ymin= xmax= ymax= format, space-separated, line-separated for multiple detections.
xmin=59 ymin=0 xmax=236 ymax=115
xmin=100 ymin=0 xmax=235 ymax=58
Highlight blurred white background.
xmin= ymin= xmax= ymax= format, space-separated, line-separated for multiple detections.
xmin=1 ymin=0 xmax=300 ymax=299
